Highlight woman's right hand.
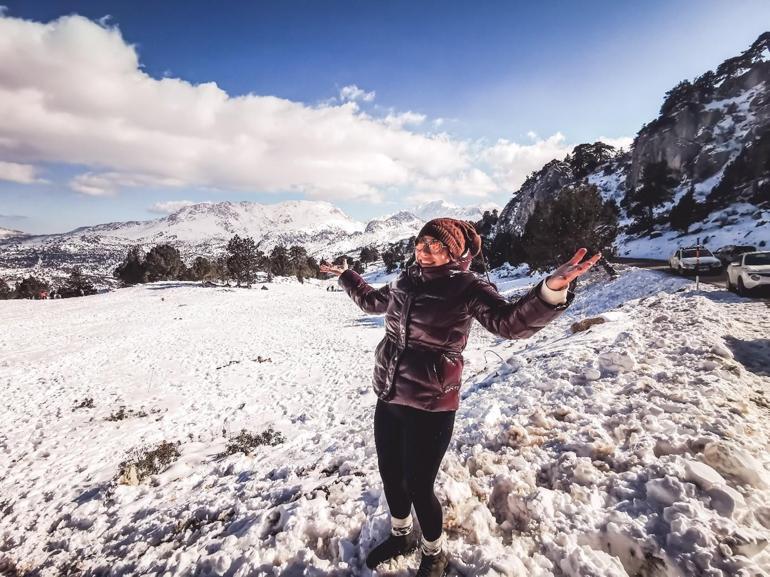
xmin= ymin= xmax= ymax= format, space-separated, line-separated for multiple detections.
xmin=320 ymin=258 xmax=347 ymax=277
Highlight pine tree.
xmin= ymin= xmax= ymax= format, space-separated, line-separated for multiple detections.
xmin=226 ymin=235 xmax=261 ymax=286
xmin=0 ymin=278 xmax=12 ymax=300
xmin=521 ymin=184 xmax=618 ymax=271
xmin=144 ymin=244 xmax=185 ymax=282
xmin=381 ymin=250 xmax=398 ymax=273
xmin=269 ymin=245 xmax=290 ymax=277
xmin=114 ymin=246 xmax=146 ymax=285
xmin=360 ymin=246 xmax=379 ymax=263
xmin=669 ymin=187 xmax=698 ymax=232
xmin=60 ymin=267 xmax=97 ymax=298
xmin=15 ymin=276 xmax=50 ymax=299
xmin=628 ymin=160 xmax=677 ymax=230
xmin=190 ymin=257 xmax=217 ymax=281
xmin=289 ymin=245 xmax=310 ymax=283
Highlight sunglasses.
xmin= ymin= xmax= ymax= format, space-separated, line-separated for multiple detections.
xmin=415 ymin=238 xmax=447 ymax=254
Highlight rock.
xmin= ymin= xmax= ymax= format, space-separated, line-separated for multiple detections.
xmin=118 ymin=464 xmax=140 ymax=486
xmin=571 ymin=317 xmax=607 ymax=333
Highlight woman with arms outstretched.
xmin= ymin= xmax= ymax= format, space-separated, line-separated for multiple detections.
xmin=321 ymin=218 xmax=599 ymax=577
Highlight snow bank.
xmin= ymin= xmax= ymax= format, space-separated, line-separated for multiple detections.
xmin=1 ymin=269 xmax=769 ymax=576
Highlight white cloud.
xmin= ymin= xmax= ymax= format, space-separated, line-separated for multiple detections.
xmin=70 ymin=172 xmax=184 ymax=197
xmin=0 ymin=13 xmax=602 ymax=207
xmin=148 ymin=200 xmax=200 ymax=214
xmin=479 ymin=132 xmax=572 ymax=192
xmin=339 ymin=84 xmax=376 ymax=103
xmin=597 ymin=135 xmax=634 ymax=151
xmin=0 ymin=161 xmax=45 ymax=184
xmin=383 ymin=111 xmax=426 ymax=128
xmin=0 ymin=14 xmax=480 ymax=203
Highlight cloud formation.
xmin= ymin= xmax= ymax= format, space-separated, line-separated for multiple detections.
xmin=0 ymin=12 xmax=625 ymax=207
xmin=479 ymin=133 xmax=573 ymax=192
xmin=0 ymin=161 xmax=45 ymax=184
xmin=148 ymin=200 xmax=201 ymax=214
xmin=339 ymin=84 xmax=376 ymax=102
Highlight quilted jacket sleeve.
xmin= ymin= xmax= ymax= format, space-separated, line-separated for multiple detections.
xmin=337 ymin=269 xmax=391 ymax=314
xmin=467 ymin=278 xmax=575 ymax=339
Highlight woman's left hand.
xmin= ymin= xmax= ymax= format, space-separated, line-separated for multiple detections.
xmin=545 ymin=248 xmax=602 ymax=291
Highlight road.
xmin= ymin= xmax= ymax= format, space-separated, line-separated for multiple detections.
xmin=609 ymin=256 xmax=728 ymax=288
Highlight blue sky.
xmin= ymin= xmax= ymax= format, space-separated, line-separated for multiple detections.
xmin=1 ymin=1 xmax=768 ymax=234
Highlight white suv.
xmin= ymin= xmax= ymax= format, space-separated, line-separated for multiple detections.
xmin=727 ymin=251 xmax=770 ymax=295
xmin=669 ymin=246 xmax=722 ymax=275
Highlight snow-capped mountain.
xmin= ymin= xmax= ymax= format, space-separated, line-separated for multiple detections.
xmin=0 ymin=199 xmax=496 ymax=283
xmin=0 ymin=226 xmax=25 ymax=240
xmin=410 ymin=199 xmax=498 ymax=222
xmin=68 ymin=201 xmax=365 ymax=244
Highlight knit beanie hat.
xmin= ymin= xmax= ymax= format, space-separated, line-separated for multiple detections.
xmin=417 ymin=218 xmax=482 ymax=260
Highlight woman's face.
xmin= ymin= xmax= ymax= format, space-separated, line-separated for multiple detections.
xmin=415 ymin=235 xmax=451 ymax=267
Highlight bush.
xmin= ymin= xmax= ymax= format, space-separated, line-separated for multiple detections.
xmin=116 ymin=441 xmax=181 ymax=485
xmin=226 ymin=235 xmax=262 ymax=286
xmin=59 ymin=267 xmax=97 ymax=298
xmin=269 ymin=245 xmax=291 ymax=277
xmin=220 ymin=427 xmax=286 ymax=457
xmin=114 ymin=246 xmax=146 ymax=285
xmin=72 ymin=398 xmax=94 ymax=410
xmin=0 ymin=278 xmax=12 ymax=300
xmin=144 ymin=244 xmax=185 ymax=282
xmin=190 ymin=256 xmax=219 ymax=282
xmin=14 ymin=276 xmax=49 ymax=299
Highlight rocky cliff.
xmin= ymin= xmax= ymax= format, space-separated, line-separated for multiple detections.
xmin=493 ymin=32 xmax=770 ymax=257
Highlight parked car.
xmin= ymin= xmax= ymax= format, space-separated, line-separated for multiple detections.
xmin=713 ymin=244 xmax=756 ymax=266
xmin=668 ymin=246 xmax=722 ymax=275
xmin=726 ymin=251 xmax=770 ymax=295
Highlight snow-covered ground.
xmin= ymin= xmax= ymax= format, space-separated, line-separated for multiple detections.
xmin=1 ymin=267 xmax=769 ymax=576
xmin=617 ymin=203 xmax=769 ymax=259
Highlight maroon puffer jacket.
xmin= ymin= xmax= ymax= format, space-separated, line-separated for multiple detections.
xmin=338 ymin=261 xmax=574 ymax=412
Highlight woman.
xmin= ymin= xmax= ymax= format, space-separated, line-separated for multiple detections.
xmin=320 ymin=218 xmax=599 ymax=577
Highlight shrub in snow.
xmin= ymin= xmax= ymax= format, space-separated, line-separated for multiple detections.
xmin=0 ymin=278 xmax=12 ymax=300
xmin=72 ymin=397 xmax=94 ymax=410
xmin=14 ymin=275 xmax=49 ymax=299
xmin=143 ymin=244 xmax=185 ymax=282
xmin=220 ymin=427 xmax=286 ymax=457
xmin=113 ymin=246 xmax=146 ymax=285
xmin=105 ymin=406 xmax=150 ymax=421
xmin=570 ymin=316 xmax=606 ymax=333
xmin=58 ymin=267 xmax=97 ymax=298
xmin=116 ymin=440 xmax=181 ymax=485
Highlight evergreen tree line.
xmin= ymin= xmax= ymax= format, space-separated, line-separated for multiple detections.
xmin=0 ymin=267 xmax=97 ymax=300
xmin=112 ymin=235 xmax=387 ymax=287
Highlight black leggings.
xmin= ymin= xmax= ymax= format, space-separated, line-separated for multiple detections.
xmin=374 ymin=399 xmax=455 ymax=541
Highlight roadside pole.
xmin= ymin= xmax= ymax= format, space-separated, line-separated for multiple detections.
xmin=695 ymin=237 xmax=700 ymax=291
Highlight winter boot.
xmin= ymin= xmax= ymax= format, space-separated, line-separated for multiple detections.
xmin=414 ymin=549 xmax=450 ymax=577
xmin=365 ymin=530 xmax=419 ymax=569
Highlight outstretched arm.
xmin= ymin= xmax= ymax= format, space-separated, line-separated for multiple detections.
xmin=468 ymin=278 xmax=572 ymax=339
xmin=468 ymin=248 xmax=600 ymax=339
xmin=320 ymin=258 xmax=390 ymax=314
